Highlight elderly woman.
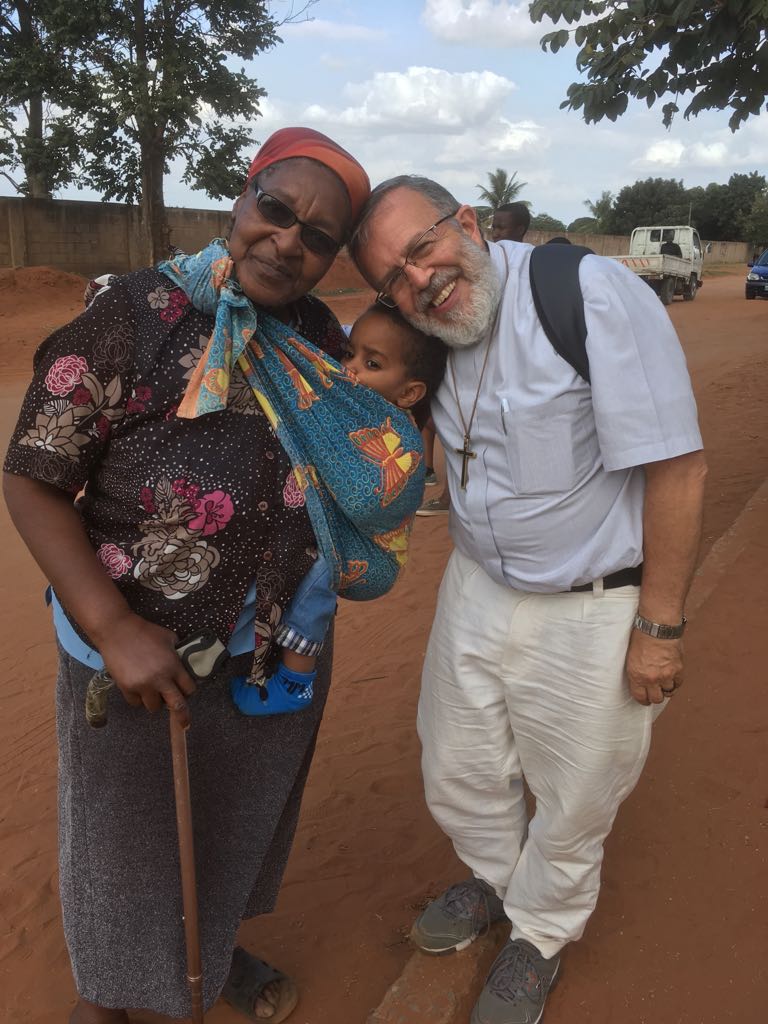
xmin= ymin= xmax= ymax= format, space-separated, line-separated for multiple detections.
xmin=3 ymin=129 xmax=423 ymax=1024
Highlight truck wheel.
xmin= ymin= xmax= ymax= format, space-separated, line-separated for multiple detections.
xmin=683 ymin=274 xmax=698 ymax=301
xmin=660 ymin=277 xmax=675 ymax=305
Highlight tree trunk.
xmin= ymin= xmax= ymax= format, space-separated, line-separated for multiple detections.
xmin=139 ymin=141 xmax=170 ymax=266
xmin=24 ymin=94 xmax=51 ymax=198
xmin=15 ymin=1 xmax=51 ymax=198
xmin=132 ymin=0 xmax=168 ymax=265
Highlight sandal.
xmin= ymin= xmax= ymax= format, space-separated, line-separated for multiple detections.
xmin=222 ymin=946 xmax=299 ymax=1023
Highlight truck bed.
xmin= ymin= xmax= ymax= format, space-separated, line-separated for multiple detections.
xmin=612 ymin=254 xmax=692 ymax=279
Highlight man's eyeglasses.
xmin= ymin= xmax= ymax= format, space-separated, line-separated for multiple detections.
xmin=252 ymin=185 xmax=342 ymax=258
xmin=376 ymin=210 xmax=459 ymax=308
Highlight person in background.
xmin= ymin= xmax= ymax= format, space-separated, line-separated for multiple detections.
xmin=421 ymin=419 xmax=440 ymax=487
xmin=490 ymin=201 xmax=530 ymax=243
xmin=660 ymin=238 xmax=683 ymax=257
xmin=350 ymin=174 xmax=706 ymax=1024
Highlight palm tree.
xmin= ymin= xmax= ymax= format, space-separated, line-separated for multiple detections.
xmin=584 ymin=190 xmax=614 ymax=232
xmin=475 ymin=169 xmax=528 ymax=234
xmin=476 ymin=168 xmax=527 ymax=210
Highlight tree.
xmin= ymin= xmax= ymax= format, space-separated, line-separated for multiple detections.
xmin=741 ymin=190 xmax=768 ymax=247
xmin=687 ymin=172 xmax=766 ymax=239
xmin=567 ymin=216 xmax=598 ymax=234
xmin=1 ymin=2 xmax=315 ymax=262
xmin=476 ymin=168 xmax=527 ymax=209
xmin=584 ymin=190 xmax=613 ymax=232
xmin=530 ymin=0 xmax=768 ymax=131
xmin=76 ymin=2 xmax=292 ymax=262
xmin=0 ymin=3 xmax=98 ymax=196
xmin=530 ymin=212 xmax=566 ymax=232
xmin=602 ymin=177 xmax=690 ymax=235
xmin=475 ymin=168 xmax=528 ymax=229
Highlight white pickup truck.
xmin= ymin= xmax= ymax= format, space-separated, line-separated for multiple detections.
xmin=613 ymin=225 xmax=704 ymax=305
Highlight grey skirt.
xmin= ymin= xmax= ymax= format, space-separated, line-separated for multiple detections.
xmin=55 ymin=640 xmax=333 ymax=1016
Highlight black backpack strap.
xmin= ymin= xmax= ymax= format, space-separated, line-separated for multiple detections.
xmin=529 ymin=244 xmax=593 ymax=384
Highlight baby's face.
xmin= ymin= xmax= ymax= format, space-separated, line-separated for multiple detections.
xmin=342 ymin=313 xmax=412 ymax=405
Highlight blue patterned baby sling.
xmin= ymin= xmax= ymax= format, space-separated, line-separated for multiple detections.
xmin=159 ymin=240 xmax=424 ymax=600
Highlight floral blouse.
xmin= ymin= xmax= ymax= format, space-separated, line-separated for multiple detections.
xmin=4 ymin=268 xmax=348 ymax=674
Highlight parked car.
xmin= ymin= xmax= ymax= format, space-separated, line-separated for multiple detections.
xmin=746 ymin=249 xmax=768 ymax=299
xmin=612 ymin=225 xmax=703 ymax=305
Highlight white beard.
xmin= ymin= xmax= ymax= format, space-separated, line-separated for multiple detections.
xmin=405 ymin=234 xmax=501 ymax=349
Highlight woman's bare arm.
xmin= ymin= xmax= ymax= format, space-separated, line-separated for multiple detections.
xmin=3 ymin=472 xmax=195 ymax=721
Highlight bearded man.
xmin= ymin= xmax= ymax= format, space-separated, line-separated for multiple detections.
xmin=349 ymin=177 xmax=706 ymax=1024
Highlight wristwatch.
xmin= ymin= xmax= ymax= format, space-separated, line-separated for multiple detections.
xmin=632 ymin=613 xmax=687 ymax=640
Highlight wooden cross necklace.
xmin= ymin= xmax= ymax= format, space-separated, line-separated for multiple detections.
xmin=448 ymin=331 xmax=495 ymax=490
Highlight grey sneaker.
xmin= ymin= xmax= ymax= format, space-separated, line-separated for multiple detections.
xmin=411 ymin=878 xmax=507 ymax=955
xmin=424 ymin=469 xmax=438 ymax=486
xmin=471 ymin=938 xmax=560 ymax=1024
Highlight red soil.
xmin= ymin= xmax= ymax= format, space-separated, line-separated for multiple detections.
xmin=0 ymin=263 xmax=766 ymax=1024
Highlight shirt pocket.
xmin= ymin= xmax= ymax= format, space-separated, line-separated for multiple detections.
xmin=502 ymin=392 xmax=600 ymax=496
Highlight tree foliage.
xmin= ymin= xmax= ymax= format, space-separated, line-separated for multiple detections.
xmin=567 ymin=215 xmax=598 ymax=233
xmin=0 ymin=2 xmax=98 ymax=196
xmin=602 ymin=177 xmax=690 ymax=235
xmin=530 ymin=212 xmax=567 ymax=232
xmin=584 ymin=190 xmax=613 ymax=232
xmin=1 ymin=2 xmax=313 ymax=260
xmin=571 ymin=172 xmax=767 ymax=240
xmin=741 ymin=190 xmax=768 ymax=246
xmin=529 ymin=0 xmax=768 ymax=131
xmin=475 ymin=167 xmax=528 ymax=227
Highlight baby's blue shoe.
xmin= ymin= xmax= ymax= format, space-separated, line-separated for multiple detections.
xmin=230 ymin=662 xmax=315 ymax=716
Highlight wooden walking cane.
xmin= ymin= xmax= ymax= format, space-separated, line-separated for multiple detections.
xmin=169 ymin=706 xmax=205 ymax=1024
xmin=84 ymin=629 xmax=229 ymax=1021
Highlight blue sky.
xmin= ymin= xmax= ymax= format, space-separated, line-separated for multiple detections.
xmin=7 ymin=1 xmax=767 ymax=226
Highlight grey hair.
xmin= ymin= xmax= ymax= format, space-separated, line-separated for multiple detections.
xmin=349 ymin=175 xmax=459 ymax=261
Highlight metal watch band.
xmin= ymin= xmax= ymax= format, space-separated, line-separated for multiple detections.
xmin=632 ymin=613 xmax=687 ymax=640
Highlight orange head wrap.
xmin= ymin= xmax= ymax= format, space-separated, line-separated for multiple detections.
xmin=245 ymin=127 xmax=370 ymax=222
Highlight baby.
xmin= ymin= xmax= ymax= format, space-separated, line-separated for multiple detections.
xmin=231 ymin=304 xmax=447 ymax=716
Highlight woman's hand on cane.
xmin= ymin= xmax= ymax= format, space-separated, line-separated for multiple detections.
xmin=98 ymin=612 xmax=196 ymax=727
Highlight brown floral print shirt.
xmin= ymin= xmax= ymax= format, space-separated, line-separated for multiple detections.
xmin=4 ymin=268 xmax=347 ymax=667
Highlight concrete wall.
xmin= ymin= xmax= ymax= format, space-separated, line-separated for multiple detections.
xmin=0 ymin=196 xmax=231 ymax=278
xmin=526 ymin=229 xmax=632 ymax=255
xmin=525 ymin=229 xmax=752 ymax=264
xmin=0 ymin=196 xmax=755 ymax=276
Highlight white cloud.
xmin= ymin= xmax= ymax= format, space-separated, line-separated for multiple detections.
xmin=639 ymin=140 xmax=685 ymax=167
xmin=280 ymin=18 xmax=386 ymax=41
xmin=422 ymin=0 xmax=555 ymax=47
xmin=303 ymin=66 xmax=517 ymax=133
xmin=436 ymin=118 xmax=544 ymax=164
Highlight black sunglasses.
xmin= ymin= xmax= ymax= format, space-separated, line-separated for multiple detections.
xmin=252 ymin=185 xmax=342 ymax=258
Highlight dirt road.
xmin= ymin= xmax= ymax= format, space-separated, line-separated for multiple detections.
xmin=0 ymin=264 xmax=766 ymax=1023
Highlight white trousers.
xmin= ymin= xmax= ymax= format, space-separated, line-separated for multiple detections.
xmin=418 ymin=548 xmax=653 ymax=960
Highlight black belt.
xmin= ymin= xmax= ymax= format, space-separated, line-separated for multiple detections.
xmin=569 ymin=564 xmax=643 ymax=592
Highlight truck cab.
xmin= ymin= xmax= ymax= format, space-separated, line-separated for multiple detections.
xmin=629 ymin=225 xmax=703 ymax=263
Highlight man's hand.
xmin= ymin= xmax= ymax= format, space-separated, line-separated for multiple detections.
xmin=625 ymin=628 xmax=683 ymax=705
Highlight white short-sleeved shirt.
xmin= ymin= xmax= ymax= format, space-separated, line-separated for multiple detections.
xmin=432 ymin=240 xmax=703 ymax=593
